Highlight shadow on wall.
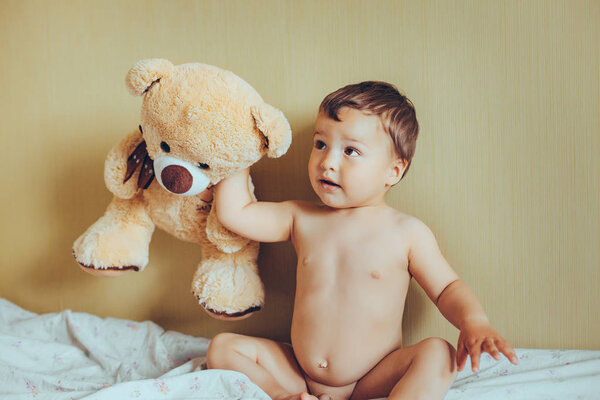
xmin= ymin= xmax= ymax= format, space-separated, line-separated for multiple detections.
xmin=22 ymin=120 xmax=195 ymax=321
xmin=402 ymin=282 xmax=429 ymax=347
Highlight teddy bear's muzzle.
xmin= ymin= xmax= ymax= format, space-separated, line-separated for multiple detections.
xmin=154 ymin=155 xmax=211 ymax=196
xmin=161 ymin=165 xmax=193 ymax=194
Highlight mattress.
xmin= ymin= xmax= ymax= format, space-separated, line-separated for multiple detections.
xmin=1 ymin=298 xmax=598 ymax=399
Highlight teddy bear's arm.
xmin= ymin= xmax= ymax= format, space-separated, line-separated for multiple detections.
xmin=104 ymin=128 xmax=146 ymax=199
xmin=205 ymin=174 xmax=258 ymax=253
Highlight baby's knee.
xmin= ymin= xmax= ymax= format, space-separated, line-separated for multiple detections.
xmin=418 ymin=337 xmax=457 ymax=377
xmin=206 ymin=332 xmax=242 ymax=369
xmin=420 ymin=337 xmax=455 ymax=352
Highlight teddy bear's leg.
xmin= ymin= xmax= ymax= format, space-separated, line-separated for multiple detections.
xmin=191 ymin=241 xmax=264 ymax=320
xmin=73 ymin=195 xmax=155 ymax=277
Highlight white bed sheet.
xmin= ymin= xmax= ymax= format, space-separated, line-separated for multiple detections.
xmin=0 ymin=298 xmax=269 ymax=399
xmin=1 ymin=298 xmax=599 ymax=399
xmin=445 ymin=347 xmax=600 ymax=399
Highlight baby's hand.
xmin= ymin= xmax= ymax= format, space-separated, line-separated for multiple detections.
xmin=456 ymin=320 xmax=519 ymax=373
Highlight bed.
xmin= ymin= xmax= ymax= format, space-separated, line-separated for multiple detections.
xmin=1 ymin=298 xmax=598 ymax=399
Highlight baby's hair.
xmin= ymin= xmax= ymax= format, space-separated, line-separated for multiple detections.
xmin=319 ymin=81 xmax=419 ymax=180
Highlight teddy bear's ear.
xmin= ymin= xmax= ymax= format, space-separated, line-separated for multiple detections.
xmin=251 ymin=103 xmax=292 ymax=158
xmin=125 ymin=59 xmax=175 ymax=96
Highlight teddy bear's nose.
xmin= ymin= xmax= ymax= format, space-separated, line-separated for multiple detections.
xmin=161 ymin=165 xmax=193 ymax=194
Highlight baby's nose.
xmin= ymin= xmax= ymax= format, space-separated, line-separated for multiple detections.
xmin=320 ymin=151 xmax=338 ymax=170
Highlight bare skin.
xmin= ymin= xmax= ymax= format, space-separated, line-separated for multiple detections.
xmin=207 ymin=107 xmax=518 ymax=400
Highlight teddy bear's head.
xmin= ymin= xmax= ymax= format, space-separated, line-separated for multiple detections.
xmin=125 ymin=58 xmax=291 ymax=196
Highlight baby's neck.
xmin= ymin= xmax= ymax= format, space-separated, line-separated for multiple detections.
xmin=322 ymin=201 xmax=391 ymax=216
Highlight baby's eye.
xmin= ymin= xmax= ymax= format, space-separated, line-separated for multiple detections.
xmin=344 ymin=147 xmax=360 ymax=156
xmin=314 ymin=140 xmax=326 ymax=150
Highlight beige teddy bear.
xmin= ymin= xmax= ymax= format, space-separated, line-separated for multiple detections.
xmin=72 ymin=58 xmax=291 ymax=320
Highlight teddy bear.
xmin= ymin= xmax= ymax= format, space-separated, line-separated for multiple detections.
xmin=72 ymin=58 xmax=291 ymax=320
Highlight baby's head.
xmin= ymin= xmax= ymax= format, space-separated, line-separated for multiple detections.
xmin=309 ymin=81 xmax=419 ymax=209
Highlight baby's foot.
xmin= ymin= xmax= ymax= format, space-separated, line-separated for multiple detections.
xmin=277 ymin=392 xmax=319 ymax=400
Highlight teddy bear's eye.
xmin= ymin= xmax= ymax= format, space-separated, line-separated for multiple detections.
xmin=197 ymin=163 xmax=210 ymax=170
xmin=160 ymin=141 xmax=170 ymax=153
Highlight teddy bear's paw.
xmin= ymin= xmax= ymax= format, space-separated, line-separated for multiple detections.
xmin=191 ymin=259 xmax=265 ymax=320
xmin=202 ymin=304 xmax=261 ymax=321
xmin=73 ymin=211 xmax=153 ymax=275
xmin=75 ymin=260 xmax=138 ymax=277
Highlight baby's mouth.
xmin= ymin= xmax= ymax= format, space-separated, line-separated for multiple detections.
xmin=319 ymin=179 xmax=341 ymax=189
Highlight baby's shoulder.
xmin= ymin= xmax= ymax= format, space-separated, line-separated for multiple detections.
xmin=283 ymin=200 xmax=325 ymax=215
xmin=393 ymin=213 xmax=441 ymax=256
xmin=386 ymin=210 xmax=433 ymax=240
xmin=383 ymin=207 xmax=417 ymax=227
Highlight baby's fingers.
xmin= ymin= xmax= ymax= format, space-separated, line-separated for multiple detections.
xmin=497 ymin=340 xmax=519 ymax=365
xmin=456 ymin=340 xmax=468 ymax=371
xmin=467 ymin=340 xmax=482 ymax=373
xmin=483 ymin=338 xmax=501 ymax=360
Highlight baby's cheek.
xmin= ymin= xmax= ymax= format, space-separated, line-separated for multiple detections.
xmin=349 ymin=176 xmax=372 ymax=194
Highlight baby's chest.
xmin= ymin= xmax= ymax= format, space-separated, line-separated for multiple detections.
xmin=298 ymin=230 xmax=409 ymax=280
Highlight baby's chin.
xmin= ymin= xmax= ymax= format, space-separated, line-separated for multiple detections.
xmin=314 ymin=192 xmax=356 ymax=209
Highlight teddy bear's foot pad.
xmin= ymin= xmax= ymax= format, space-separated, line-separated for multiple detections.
xmin=201 ymin=303 xmax=261 ymax=321
xmin=77 ymin=261 xmax=140 ymax=277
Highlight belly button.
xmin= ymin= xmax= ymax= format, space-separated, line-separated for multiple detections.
xmin=370 ymin=270 xmax=381 ymax=279
xmin=318 ymin=360 xmax=328 ymax=368
xmin=303 ymin=256 xmax=311 ymax=265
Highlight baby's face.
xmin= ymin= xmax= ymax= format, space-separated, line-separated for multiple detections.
xmin=308 ymin=107 xmax=405 ymax=209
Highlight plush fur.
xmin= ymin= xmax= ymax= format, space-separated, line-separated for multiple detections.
xmin=73 ymin=58 xmax=292 ymax=320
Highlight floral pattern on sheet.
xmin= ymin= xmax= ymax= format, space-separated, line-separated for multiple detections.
xmin=2 ymin=299 xmax=598 ymax=400
xmin=189 ymin=376 xmax=201 ymax=392
xmin=153 ymin=379 xmax=170 ymax=394
xmin=25 ymin=381 xmax=40 ymax=396
xmin=0 ymin=298 xmax=269 ymax=399
xmin=444 ymin=348 xmax=600 ymax=399
xmin=84 ymin=370 xmax=267 ymax=399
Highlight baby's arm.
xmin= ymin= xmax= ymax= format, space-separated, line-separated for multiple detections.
xmin=436 ymin=280 xmax=518 ymax=373
xmin=407 ymin=218 xmax=518 ymax=373
xmin=214 ymin=167 xmax=297 ymax=242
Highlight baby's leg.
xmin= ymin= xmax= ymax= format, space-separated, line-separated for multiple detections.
xmin=350 ymin=337 xmax=457 ymax=400
xmin=207 ymin=333 xmax=316 ymax=400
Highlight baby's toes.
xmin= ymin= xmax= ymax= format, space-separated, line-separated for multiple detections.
xmin=299 ymin=392 xmax=319 ymax=400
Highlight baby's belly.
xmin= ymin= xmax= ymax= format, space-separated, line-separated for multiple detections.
xmin=290 ymin=283 xmax=406 ymax=386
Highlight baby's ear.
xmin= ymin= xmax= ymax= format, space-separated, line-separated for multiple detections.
xmin=388 ymin=158 xmax=408 ymax=186
xmin=251 ymin=103 xmax=292 ymax=158
xmin=125 ymin=58 xmax=175 ymax=96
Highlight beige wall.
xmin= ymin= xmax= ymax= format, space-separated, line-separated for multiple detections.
xmin=1 ymin=0 xmax=598 ymax=349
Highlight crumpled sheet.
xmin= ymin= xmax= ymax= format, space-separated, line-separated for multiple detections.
xmin=0 ymin=298 xmax=269 ymax=399
xmin=1 ymin=298 xmax=599 ymax=399
xmin=445 ymin=347 xmax=600 ymax=399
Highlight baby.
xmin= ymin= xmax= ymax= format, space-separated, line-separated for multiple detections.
xmin=207 ymin=81 xmax=518 ymax=400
